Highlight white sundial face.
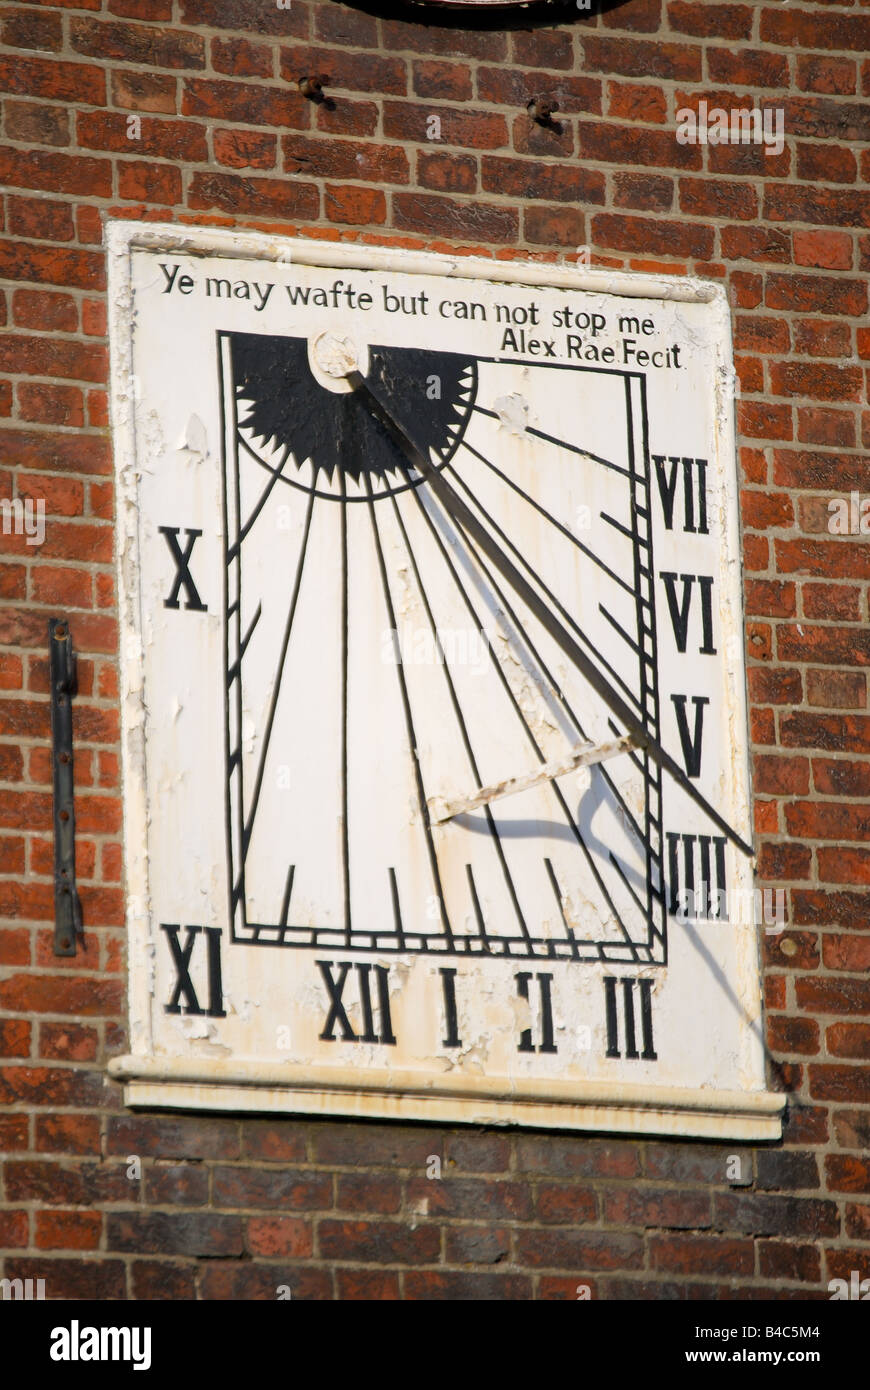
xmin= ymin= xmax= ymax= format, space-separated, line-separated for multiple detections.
xmin=223 ymin=330 xmax=663 ymax=968
xmin=110 ymin=227 xmax=781 ymax=1139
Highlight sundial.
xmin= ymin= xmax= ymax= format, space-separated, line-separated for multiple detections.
xmin=108 ymin=223 xmax=783 ymax=1139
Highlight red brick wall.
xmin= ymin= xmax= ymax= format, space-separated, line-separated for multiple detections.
xmin=1 ymin=0 xmax=868 ymax=1300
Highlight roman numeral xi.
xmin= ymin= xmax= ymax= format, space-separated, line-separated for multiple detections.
xmin=161 ymin=924 xmax=226 ymax=1018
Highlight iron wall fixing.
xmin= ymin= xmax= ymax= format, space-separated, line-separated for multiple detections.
xmin=49 ymin=618 xmax=83 ymax=955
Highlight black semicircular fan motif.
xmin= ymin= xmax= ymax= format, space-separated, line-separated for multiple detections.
xmin=231 ymin=333 xmax=477 ymax=494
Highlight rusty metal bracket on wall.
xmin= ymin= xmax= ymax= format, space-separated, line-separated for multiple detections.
xmin=49 ymin=618 xmax=82 ymax=955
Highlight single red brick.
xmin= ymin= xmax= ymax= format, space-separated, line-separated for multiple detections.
xmin=17 ymin=384 xmax=84 ymax=428
xmin=412 ymin=59 xmax=472 ymax=102
xmin=734 ymin=316 xmax=789 ymax=354
xmin=1 ymin=8 xmax=63 ymax=52
xmin=0 ymin=54 xmax=105 ymax=104
xmin=785 ymin=797 xmax=870 ymax=842
xmin=246 ymin=1216 xmax=313 ymax=1258
xmin=324 ymin=184 xmax=386 ymax=226
xmin=314 ymin=2 xmax=379 ymax=49
xmin=0 ymin=147 xmax=112 ymax=199
xmin=211 ymin=36 xmax=273 ymax=79
xmin=535 ymin=1184 xmax=598 ymax=1224
xmin=767 ymin=270 xmax=865 ymax=314
xmin=383 ymin=101 xmax=507 ymax=150
xmin=770 ymin=361 xmax=864 ymax=404
xmin=379 ymin=18 xmax=505 ymax=62
xmin=750 ymin=707 xmax=776 ymax=744
xmin=188 ymin=171 xmax=319 ymax=220
xmin=779 ymin=625 xmax=870 ymax=669
xmin=283 ymin=134 xmax=408 ymax=183
xmin=650 ymin=1233 xmax=753 ymax=1275
xmin=0 ymin=1211 xmax=29 ymax=1247
xmin=181 ymin=0 xmax=306 ymax=38
xmin=111 ymin=67 xmax=177 ymax=112
xmin=797 ymin=408 xmax=856 ymax=448
xmin=280 ymin=42 xmax=407 ymax=96
xmin=2 ymin=1257 xmax=124 ymax=1299
xmin=3 ymin=99 xmax=69 ymax=146
xmin=797 ymin=55 xmax=856 ymax=96
xmin=668 ymin=2 xmax=752 ymax=40
xmin=593 ymin=211 xmax=711 ymax=259
xmin=315 ymin=98 xmax=378 ymax=138
xmin=12 ymin=288 xmax=77 ymax=331
xmin=18 ymin=471 xmax=84 ymax=516
xmin=757 ymin=841 xmax=812 ymax=880
xmin=482 ymin=155 xmax=603 ymax=205
xmin=793 ymin=230 xmax=854 ymax=271
xmin=213 ymin=129 xmax=277 ymax=170
xmin=36 ymin=1113 xmax=101 ymax=1154
xmin=811 ymin=1065 xmax=870 ymax=1103
xmin=581 ymin=36 xmax=701 ymax=81
xmin=393 ymin=192 xmax=517 ymax=243
xmin=607 ymin=81 xmax=667 ymax=123
xmin=39 ymin=1022 xmax=100 ymax=1062
xmin=753 ymin=754 xmax=809 ymax=796
xmin=845 ymin=1206 xmax=870 ymax=1241
xmin=78 ymin=110 xmax=207 ymax=162
xmin=721 ymin=224 xmax=790 ymax=263
xmin=336 ymin=1269 xmax=400 ymax=1300
xmin=755 ymin=800 xmax=778 ymax=834
xmin=758 ymin=1241 xmax=821 ymax=1282
xmin=118 ymin=161 xmax=182 ymax=205
xmin=827 ymin=1024 xmax=870 ymax=1062
xmin=822 ymin=933 xmax=870 ymax=972
xmin=803 ymin=586 xmax=862 ymax=622
xmin=8 ymin=196 xmax=75 ymax=244
xmin=320 ymin=1219 xmax=444 ymax=1264
xmin=70 ymin=16 xmax=205 ymax=69
xmin=742 ymin=491 xmax=793 ymax=529
xmin=511 ymin=27 xmax=573 ymax=68
xmin=580 ymin=119 xmax=700 ymax=170
xmin=761 ymin=9 xmax=870 ymax=54
xmin=742 ymin=534 xmax=768 ymax=570
xmin=76 ymin=206 xmax=104 ymax=245
xmin=525 ymin=204 xmax=586 ymax=247
xmin=708 ymin=47 xmax=788 ymax=88
xmin=184 ymin=75 xmax=308 ymax=128
xmin=418 ymin=150 xmax=477 ymax=195
xmin=796 ymin=143 xmax=857 ymax=186
xmin=31 ymin=564 xmax=92 ymax=608
xmin=82 ymin=299 xmax=107 ymax=338
xmin=0 ymin=1019 xmax=31 ymax=1059
xmin=36 ymin=1209 xmax=103 ymax=1250
xmin=798 ymin=975 xmax=870 ymax=1017
xmin=767 ymin=1015 xmax=819 ymax=1056
xmin=110 ymin=0 xmax=173 ymax=18
xmin=738 ymin=398 xmax=792 ymax=440
xmin=613 ymin=171 xmax=673 ymax=212
xmin=680 ymin=177 xmax=758 ymax=221
xmin=826 ymin=1155 xmax=870 ymax=1193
